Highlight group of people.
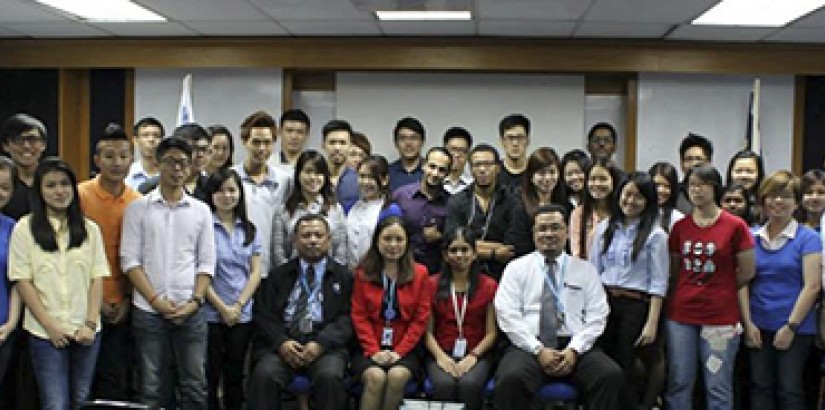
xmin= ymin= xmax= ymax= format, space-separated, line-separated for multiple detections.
xmin=0 ymin=108 xmax=822 ymax=410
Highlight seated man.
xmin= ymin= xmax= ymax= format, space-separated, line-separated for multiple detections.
xmin=248 ymin=214 xmax=353 ymax=410
xmin=494 ymin=204 xmax=624 ymax=409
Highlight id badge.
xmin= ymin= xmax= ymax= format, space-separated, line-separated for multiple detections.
xmin=299 ymin=315 xmax=313 ymax=334
xmin=381 ymin=327 xmax=394 ymax=348
xmin=452 ymin=337 xmax=467 ymax=359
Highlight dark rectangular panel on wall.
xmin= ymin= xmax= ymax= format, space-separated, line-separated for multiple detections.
xmin=89 ymin=68 xmax=126 ymax=175
xmin=803 ymin=76 xmax=825 ymax=171
xmin=0 ymin=69 xmax=59 ymax=157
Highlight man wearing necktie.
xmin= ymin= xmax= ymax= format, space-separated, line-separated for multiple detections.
xmin=248 ymin=214 xmax=354 ymax=410
xmin=494 ymin=204 xmax=625 ymax=409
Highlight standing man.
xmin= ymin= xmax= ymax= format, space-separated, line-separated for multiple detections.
xmin=248 ymin=214 xmax=353 ymax=410
xmin=278 ymin=109 xmax=311 ymax=167
xmin=676 ymin=133 xmax=714 ymax=214
xmin=321 ymin=119 xmax=360 ymax=213
xmin=79 ymin=123 xmax=143 ymax=401
xmin=388 ymin=117 xmax=426 ymax=193
xmin=121 ymin=136 xmax=216 ymax=409
xmin=446 ymin=144 xmax=528 ymax=280
xmin=586 ymin=122 xmax=618 ymax=162
xmin=0 ymin=113 xmax=47 ymax=220
xmin=442 ymin=127 xmax=473 ymax=195
xmin=497 ymin=114 xmax=531 ymax=191
xmin=393 ymin=147 xmax=453 ymax=274
xmin=138 ymin=123 xmax=213 ymax=201
xmin=126 ymin=117 xmax=164 ymax=190
xmin=494 ymin=204 xmax=624 ymax=409
xmin=232 ymin=111 xmax=291 ymax=281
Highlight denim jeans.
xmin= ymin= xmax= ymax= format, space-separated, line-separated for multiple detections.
xmin=133 ymin=308 xmax=208 ymax=410
xmin=665 ymin=320 xmax=740 ymax=410
xmin=29 ymin=333 xmax=101 ymax=410
xmin=748 ymin=331 xmax=813 ymax=410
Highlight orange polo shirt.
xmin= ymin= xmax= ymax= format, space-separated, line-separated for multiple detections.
xmin=78 ymin=176 xmax=142 ymax=304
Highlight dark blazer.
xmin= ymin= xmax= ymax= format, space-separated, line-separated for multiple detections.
xmin=250 ymin=257 xmax=354 ymax=363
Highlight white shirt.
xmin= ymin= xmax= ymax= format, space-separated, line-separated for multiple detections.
xmin=755 ymin=219 xmax=798 ymax=251
xmin=231 ymin=163 xmax=292 ymax=278
xmin=494 ymin=251 xmax=608 ymax=355
xmin=120 ymin=189 xmax=216 ymax=313
xmin=346 ymin=198 xmax=385 ymax=269
xmin=125 ymin=160 xmax=156 ymax=191
xmin=443 ymin=174 xmax=473 ymax=195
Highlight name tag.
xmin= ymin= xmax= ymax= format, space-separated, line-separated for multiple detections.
xmin=452 ymin=337 xmax=467 ymax=359
xmin=381 ymin=327 xmax=394 ymax=348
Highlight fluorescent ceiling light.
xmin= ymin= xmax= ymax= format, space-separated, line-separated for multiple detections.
xmin=692 ymin=0 xmax=825 ymax=27
xmin=36 ymin=0 xmax=166 ymax=22
xmin=376 ymin=11 xmax=472 ymax=21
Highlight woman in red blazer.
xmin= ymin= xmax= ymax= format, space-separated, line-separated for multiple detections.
xmin=351 ymin=216 xmax=432 ymax=410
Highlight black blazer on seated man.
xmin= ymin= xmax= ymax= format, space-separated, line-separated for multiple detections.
xmin=250 ymin=257 xmax=354 ymax=364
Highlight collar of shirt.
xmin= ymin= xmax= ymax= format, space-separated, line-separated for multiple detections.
xmin=299 ymin=258 xmax=327 ymax=279
xmin=90 ymin=176 xmax=130 ymax=203
xmin=127 ymin=161 xmax=155 ymax=180
xmin=391 ymin=159 xmax=422 ymax=174
xmin=147 ymin=188 xmax=194 ymax=208
xmin=411 ymin=184 xmax=448 ymax=202
xmin=233 ymin=164 xmax=279 ymax=187
xmin=46 ymin=215 xmax=69 ymax=234
xmin=755 ymin=219 xmax=798 ymax=250
xmin=212 ymin=214 xmax=244 ymax=231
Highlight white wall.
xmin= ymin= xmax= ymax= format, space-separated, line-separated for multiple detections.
xmin=135 ymin=68 xmax=283 ymax=164
xmin=336 ymin=72 xmax=586 ymax=159
xmin=637 ymin=73 xmax=794 ymax=176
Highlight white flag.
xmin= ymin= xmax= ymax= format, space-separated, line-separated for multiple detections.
xmin=177 ymin=73 xmax=194 ymax=126
xmin=746 ymin=78 xmax=761 ymax=155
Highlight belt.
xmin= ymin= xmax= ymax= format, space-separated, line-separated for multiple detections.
xmin=605 ymin=286 xmax=650 ymax=302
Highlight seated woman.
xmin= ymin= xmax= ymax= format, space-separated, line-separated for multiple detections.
xmin=425 ymin=226 xmax=497 ymax=410
xmin=351 ymin=216 xmax=432 ymax=410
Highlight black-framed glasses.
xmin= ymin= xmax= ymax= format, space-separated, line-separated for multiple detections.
xmin=9 ymin=134 xmax=45 ymax=145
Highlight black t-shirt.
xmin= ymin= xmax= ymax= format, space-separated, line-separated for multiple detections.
xmin=2 ymin=175 xmax=34 ymax=221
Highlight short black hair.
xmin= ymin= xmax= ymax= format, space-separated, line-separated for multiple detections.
xmin=322 ymin=119 xmax=353 ymax=140
xmin=133 ymin=117 xmax=165 ymax=137
xmin=469 ymin=143 xmax=501 ymax=164
xmin=534 ymin=203 xmax=569 ymax=226
xmin=393 ymin=117 xmax=426 ymax=143
xmin=0 ymin=113 xmax=47 ymax=146
xmin=587 ymin=122 xmax=617 ymax=143
xmin=173 ymin=123 xmax=211 ymax=144
xmin=280 ymin=109 xmax=310 ymax=129
xmin=679 ymin=133 xmax=714 ymax=161
xmin=498 ymin=114 xmax=530 ymax=137
xmin=293 ymin=213 xmax=331 ymax=236
xmin=442 ymin=127 xmax=473 ymax=147
xmin=155 ymin=136 xmax=193 ymax=161
xmin=98 ymin=123 xmax=130 ymax=143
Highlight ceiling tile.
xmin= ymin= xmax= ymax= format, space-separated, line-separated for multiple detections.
xmin=476 ymin=0 xmax=590 ymax=20
xmin=478 ymin=20 xmax=575 ymax=37
xmin=249 ymin=0 xmax=372 ymax=21
xmin=667 ymin=25 xmax=777 ymax=41
xmin=280 ymin=20 xmax=380 ymax=35
xmin=133 ymin=0 xmax=271 ymax=22
xmin=184 ymin=21 xmax=289 ymax=36
xmin=584 ymin=0 xmax=718 ymax=23
xmin=787 ymin=7 xmax=825 ymax=28
xmin=764 ymin=27 xmax=825 ymax=43
xmin=3 ymin=21 xmax=110 ymax=37
xmin=574 ymin=22 xmax=671 ymax=38
xmin=0 ymin=0 xmax=70 ymax=22
xmin=379 ymin=20 xmax=475 ymax=36
xmin=90 ymin=21 xmax=197 ymax=36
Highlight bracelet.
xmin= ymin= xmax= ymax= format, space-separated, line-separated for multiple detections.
xmin=84 ymin=320 xmax=97 ymax=331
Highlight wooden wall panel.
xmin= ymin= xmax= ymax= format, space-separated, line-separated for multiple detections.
xmin=58 ymin=69 xmax=90 ymax=180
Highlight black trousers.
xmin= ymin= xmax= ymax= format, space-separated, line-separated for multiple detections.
xmin=247 ymin=348 xmax=348 ymax=410
xmin=598 ymin=295 xmax=651 ymax=409
xmin=206 ymin=322 xmax=252 ymax=410
xmin=92 ymin=319 xmax=134 ymax=401
xmin=494 ymin=346 xmax=625 ymax=410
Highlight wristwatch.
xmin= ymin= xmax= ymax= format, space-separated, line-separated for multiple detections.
xmin=785 ymin=321 xmax=799 ymax=333
xmin=191 ymin=295 xmax=206 ymax=307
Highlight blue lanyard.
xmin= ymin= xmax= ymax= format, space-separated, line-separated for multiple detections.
xmin=300 ymin=266 xmax=322 ymax=303
xmin=382 ymin=273 xmax=397 ymax=322
xmin=542 ymin=254 xmax=567 ymax=316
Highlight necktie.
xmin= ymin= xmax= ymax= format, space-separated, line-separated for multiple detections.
xmin=289 ymin=264 xmax=316 ymax=337
xmin=538 ymin=258 xmax=558 ymax=349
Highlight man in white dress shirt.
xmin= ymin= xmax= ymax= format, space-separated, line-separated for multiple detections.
xmin=494 ymin=204 xmax=624 ymax=409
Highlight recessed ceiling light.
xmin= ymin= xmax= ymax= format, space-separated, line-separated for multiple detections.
xmin=692 ymin=0 xmax=825 ymax=27
xmin=375 ymin=11 xmax=472 ymax=21
xmin=36 ymin=0 xmax=166 ymax=22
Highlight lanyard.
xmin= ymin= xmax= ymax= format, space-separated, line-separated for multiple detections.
xmin=467 ymin=194 xmax=496 ymax=240
xmin=542 ymin=254 xmax=568 ymax=317
xmin=382 ymin=273 xmax=397 ymax=322
xmin=299 ymin=265 xmax=322 ymax=304
xmin=450 ymin=283 xmax=469 ymax=337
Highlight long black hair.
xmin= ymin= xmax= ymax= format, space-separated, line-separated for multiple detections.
xmin=203 ymin=168 xmax=256 ymax=247
xmin=649 ymin=161 xmax=680 ymax=232
xmin=285 ymin=150 xmax=334 ymax=216
xmin=601 ymin=172 xmax=659 ymax=262
xmin=560 ymin=149 xmax=591 ymax=208
xmin=30 ymin=157 xmax=87 ymax=252
xmin=436 ymin=226 xmax=481 ymax=300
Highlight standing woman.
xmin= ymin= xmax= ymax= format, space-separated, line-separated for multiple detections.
xmin=9 ymin=158 xmax=109 ymax=409
xmin=560 ymin=149 xmax=591 ymax=209
xmin=206 ymin=125 xmax=235 ymax=175
xmin=589 ymin=172 xmax=668 ymax=409
xmin=796 ymin=169 xmax=825 ymax=231
xmin=726 ymin=150 xmax=765 ymax=221
xmin=271 ymin=150 xmax=348 ymax=268
xmin=665 ymin=165 xmax=755 ymax=410
xmin=740 ymin=170 xmax=821 ymax=409
xmin=351 ymin=216 xmax=432 ymax=410
xmin=570 ymin=158 xmax=623 ymax=258
xmin=425 ymin=227 xmax=497 ymax=410
xmin=202 ymin=168 xmax=262 ymax=410
xmin=511 ymin=147 xmax=567 ymax=256
xmin=649 ymin=162 xmax=684 ymax=232
xmin=347 ymin=155 xmax=402 ymax=269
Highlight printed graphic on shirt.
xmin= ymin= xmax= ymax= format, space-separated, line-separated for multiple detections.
xmin=681 ymin=240 xmax=717 ymax=285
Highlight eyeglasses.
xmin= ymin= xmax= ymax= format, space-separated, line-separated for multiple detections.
xmin=160 ymin=157 xmax=191 ymax=169
xmin=9 ymin=134 xmax=45 ymax=145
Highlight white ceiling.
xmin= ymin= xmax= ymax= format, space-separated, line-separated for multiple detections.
xmin=0 ymin=0 xmax=824 ymax=43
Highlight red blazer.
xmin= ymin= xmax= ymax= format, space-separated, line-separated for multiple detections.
xmin=351 ymin=263 xmax=432 ymax=357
